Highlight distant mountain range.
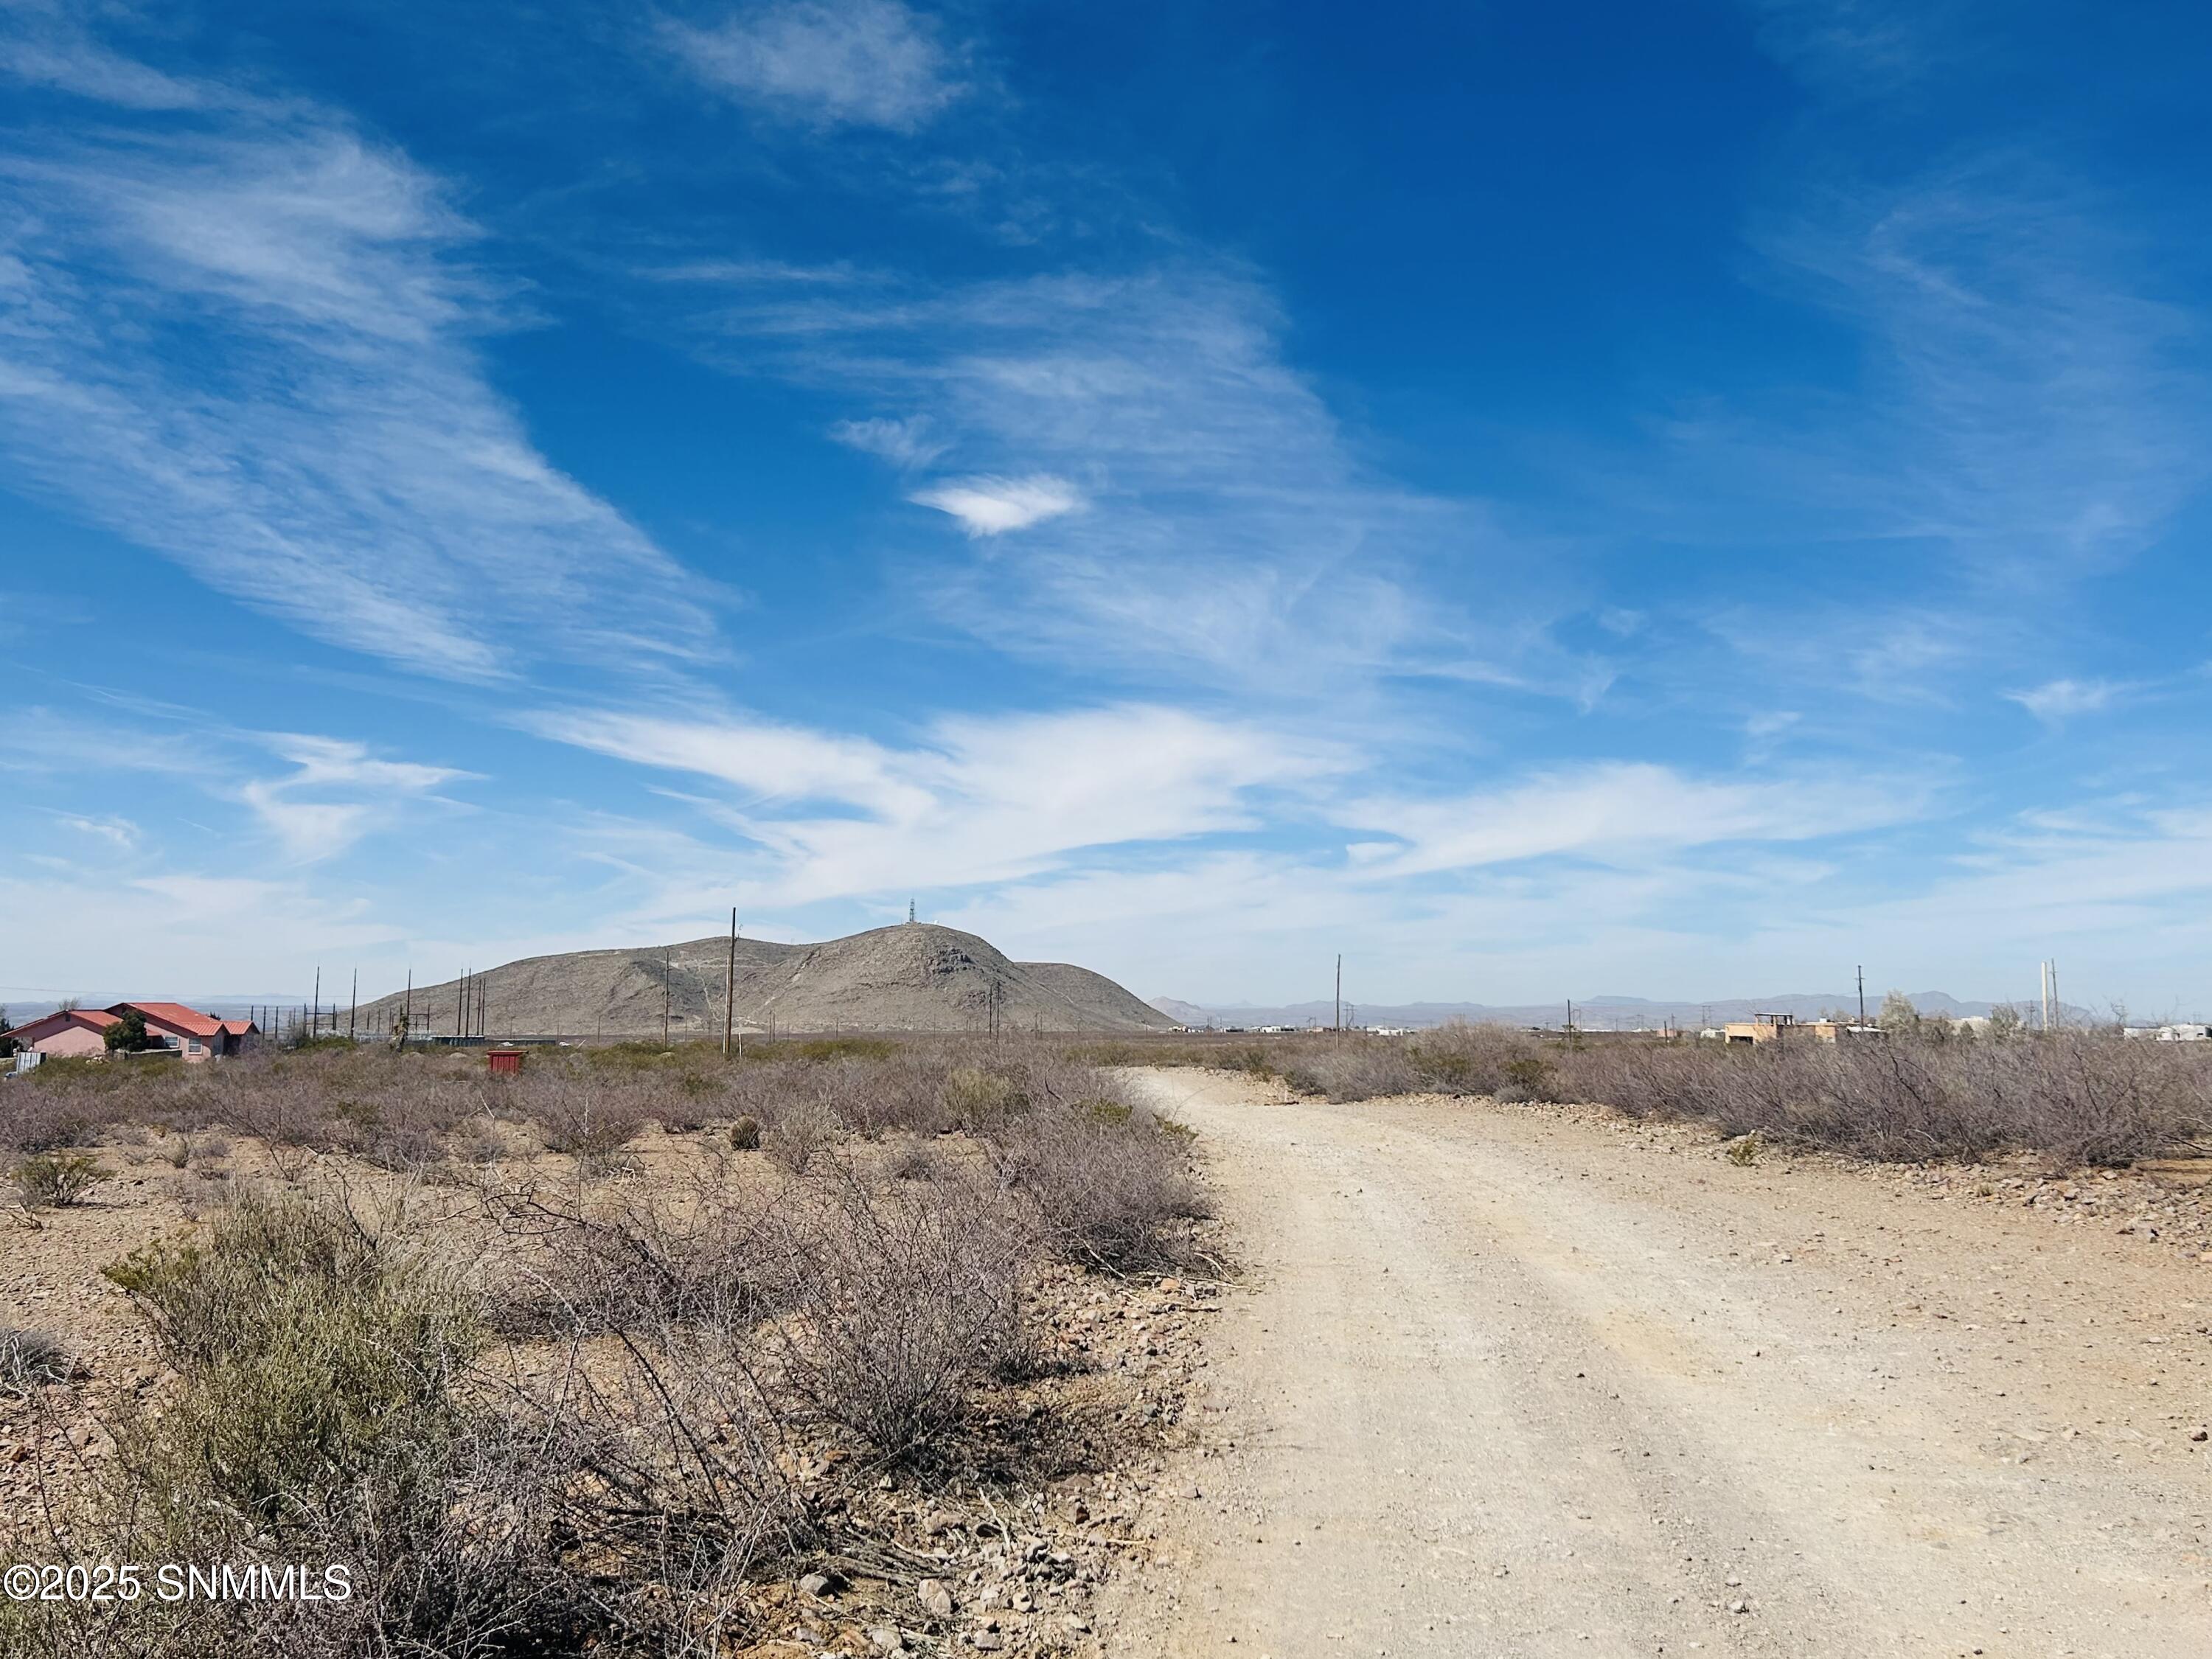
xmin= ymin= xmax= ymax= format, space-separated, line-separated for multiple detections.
xmin=1147 ymin=990 xmax=2102 ymax=1031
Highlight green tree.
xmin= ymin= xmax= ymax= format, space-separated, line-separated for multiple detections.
xmin=1988 ymin=1003 xmax=2023 ymax=1037
xmin=103 ymin=1006 xmax=152 ymax=1053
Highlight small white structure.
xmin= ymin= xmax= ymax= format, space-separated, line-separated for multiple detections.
xmin=2123 ymin=1023 xmax=2210 ymax=1041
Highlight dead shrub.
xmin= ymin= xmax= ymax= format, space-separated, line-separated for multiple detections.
xmin=1276 ymin=1040 xmax=1418 ymax=1102
xmin=762 ymin=1169 xmax=1027 ymax=1457
xmin=763 ymin=1099 xmax=839 ymax=1174
xmin=525 ymin=1074 xmax=651 ymax=1161
xmin=992 ymin=1102 xmax=1208 ymax=1272
xmin=877 ymin=1133 xmax=945 ymax=1183
xmin=1554 ymin=1030 xmax=2212 ymax=1166
xmin=728 ymin=1113 xmax=762 ymax=1150
xmin=488 ymin=1185 xmax=793 ymax=1338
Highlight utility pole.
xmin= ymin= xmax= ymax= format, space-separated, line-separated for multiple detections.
xmin=349 ymin=968 xmax=357 ymax=1041
xmin=662 ymin=948 xmax=672 ymax=1048
xmin=312 ymin=966 xmax=320 ymax=1037
xmin=403 ymin=969 xmax=412 ymax=1051
xmin=1857 ymin=964 xmax=1865 ymax=1029
xmin=1335 ymin=955 xmax=1343 ymax=1032
xmin=723 ymin=908 xmax=737 ymax=1060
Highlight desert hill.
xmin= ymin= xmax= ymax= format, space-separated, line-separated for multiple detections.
xmin=349 ymin=923 xmax=1170 ymax=1039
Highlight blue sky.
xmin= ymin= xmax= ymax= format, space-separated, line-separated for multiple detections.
xmin=5 ymin=0 xmax=2212 ymax=1015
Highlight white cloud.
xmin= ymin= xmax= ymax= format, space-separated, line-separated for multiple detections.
xmin=664 ymin=0 xmax=967 ymax=131
xmin=0 ymin=65 xmax=719 ymax=682
xmin=2005 ymin=677 xmax=2126 ymax=724
xmin=240 ymin=734 xmax=468 ymax=863
xmin=53 ymin=813 xmax=139 ymax=850
xmin=534 ymin=700 xmax=1341 ymax=906
xmin=909 ymin=472 xmax=1082 ymax=535
xmin=1341 ymin=762 xmax=1929 ymax=880
xmin=830 ymin=413 xmax=947 ymax=468
xmin=529 ymin=708 xmax=931 ymax=820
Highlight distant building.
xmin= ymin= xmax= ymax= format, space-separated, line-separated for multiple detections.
xmin=1719 ymin=1012 xmax=1882 ymax=1046
xmin=2124 ymin=1023 xmax=2210 ymax=1042
xmin=1 ymin=1002 xmax=257 ymax=1063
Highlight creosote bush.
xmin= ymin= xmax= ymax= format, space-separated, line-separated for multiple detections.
xmin=101 ymin=1197 xmax=479 ymax=1529
xmin=10 ymin=1151 xmax=111 ymax=1208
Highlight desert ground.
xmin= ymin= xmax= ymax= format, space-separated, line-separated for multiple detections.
xmin=8 ymin=1040 xmax=2212 ymax=1658
xmin=1103 ymin=1070 xmax=2212 ymax=1659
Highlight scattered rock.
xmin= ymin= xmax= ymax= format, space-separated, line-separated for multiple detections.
xmin=918 ymin=1578 xmax=956 ymax=1619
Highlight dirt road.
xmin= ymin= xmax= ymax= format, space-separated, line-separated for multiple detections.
xmin=1104 ymin=1071 xmax=2212 ymax=1658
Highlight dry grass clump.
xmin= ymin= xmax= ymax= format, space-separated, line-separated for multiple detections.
xmin=0 ymin=1325 xmax=76 ymax=1395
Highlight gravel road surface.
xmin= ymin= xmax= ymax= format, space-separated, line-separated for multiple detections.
xmin=1104 ymin=1070 xmax=2212 ymax=1658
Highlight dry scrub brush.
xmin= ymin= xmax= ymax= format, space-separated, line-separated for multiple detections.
xmin=1557 ymin=1029 xmax=2212 ymax=1166
xmin=1208 ymin=1018 xmax=2211 ymax=1167
xmin=1 ymin=1035 xmax=1211 ymax=1654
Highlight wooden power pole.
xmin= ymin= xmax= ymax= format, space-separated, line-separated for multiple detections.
xmin=723 ymin=908 xmax=737 ymax=1059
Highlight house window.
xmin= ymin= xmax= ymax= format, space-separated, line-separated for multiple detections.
xmin=186 ymin=1038 xmax=202 ymax=1054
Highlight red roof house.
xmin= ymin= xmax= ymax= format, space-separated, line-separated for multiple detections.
xmin=2 ymin=1008 xmax=119 ymax=1059
xmin=1 ymin=1003 xmax=258 ymax=1063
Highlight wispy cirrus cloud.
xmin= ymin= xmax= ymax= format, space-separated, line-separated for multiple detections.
xmin=2005 ymin=676 xmax=2132 ymax=724
xmin=0 ymin=41 xmax=720 ymax=684
xmin=0 ymin=0 xmax=212 ymax=111
xmin=830 ymin=413 xmax=947 ymax=469
xmin=663 ymin=0 xmax=970 ymax=131
xmin=1341 ymin=761 xmax=1931 ymax=880
xmin=532 ymin=700 xmax=1342 ymax=905
xmin=52 ymin=812 xmax=139 ymax=851
xmin=240 ymin=734 xmax=471 ymax=863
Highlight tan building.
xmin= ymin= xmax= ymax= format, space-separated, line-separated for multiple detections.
xmin=1719 ymin=1012 xmax=1881 ymax=1046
